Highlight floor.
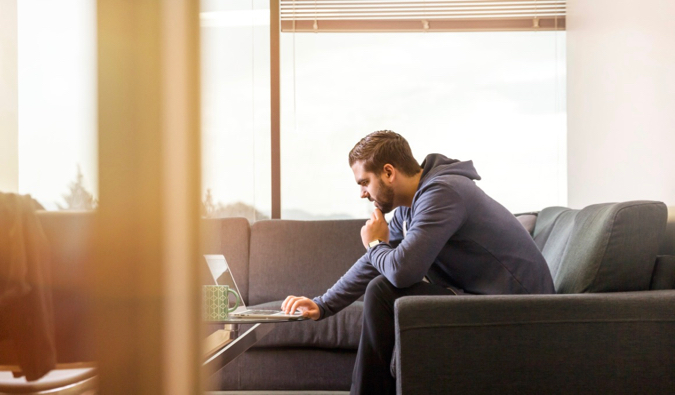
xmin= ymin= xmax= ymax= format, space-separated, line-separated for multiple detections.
xmin=207 ymin=392 xmax=349 ymax=395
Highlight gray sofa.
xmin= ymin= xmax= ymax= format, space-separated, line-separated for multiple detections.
xmin=31 ymin=200 xmax=675 ymax=393
xmin=201 ymin=200 xmax=675 ymax=393
xmin=394 ymin=201 xmax=675 ymax=394
xmin=201 ymin=217 xmax=367 ymax=391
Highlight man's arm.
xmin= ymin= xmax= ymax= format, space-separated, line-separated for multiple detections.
xmin=282 ymin=252 xmax=381 ymax=320
xmin=282 ymin=208 xmax=408 ymax=320
xmin=312 ymin=255 xmax=380 ymax=319
xmin=365 ymin=183 xmax=468 ymax=288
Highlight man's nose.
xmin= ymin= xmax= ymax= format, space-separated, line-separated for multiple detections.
xmin=360 ymin=189 xmax=369 ymax=199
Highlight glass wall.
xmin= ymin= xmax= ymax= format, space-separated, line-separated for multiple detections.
xmin=198 ymin=3 xmax=566 ymax=221
xmin=9 ymin=0 xmax=97 ymax=210
xmin=280 ymin=31 xmax=567 ymax=219
xmin=200 ymin=0 xmax=271 ymax=221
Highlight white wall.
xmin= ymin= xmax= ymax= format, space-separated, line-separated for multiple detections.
xmin=567 ymin=0 xmax=675 ymax=208
xmin=0 ymin=0 xmax=18 ymax=193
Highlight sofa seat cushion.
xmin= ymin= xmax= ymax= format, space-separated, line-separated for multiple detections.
xmin=210 ymin=348 xmax=355 ymax=391
xmin=250 ymin=301 xmax=362 ymax=350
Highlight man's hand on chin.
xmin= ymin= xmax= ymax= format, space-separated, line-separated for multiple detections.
xmin=361 ymin=208 xmax=390 ymax=249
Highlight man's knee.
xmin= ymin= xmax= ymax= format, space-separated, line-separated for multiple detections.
xmin=363 ymin=275 xmax=398 ymax=320
xmin=365 ymin=275 xmax=395 ymax=299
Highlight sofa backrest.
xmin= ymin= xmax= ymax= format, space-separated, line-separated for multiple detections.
xmin=247 ymin=219 xmax=365 ymax=306
xmin=201 ymin=217 xmax=251 ymax=303
xmin=532 ymin=201 xmax=667 ymax=293
xmin=650 ymin=206 xmax=675 ymax=290
xmin=659 ymin=206 xmax=675 ymax=255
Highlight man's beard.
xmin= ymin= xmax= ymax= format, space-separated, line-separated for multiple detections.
xmin=374 ymin=178 xmax=395 ymax=214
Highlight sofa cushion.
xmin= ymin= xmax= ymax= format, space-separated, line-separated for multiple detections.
xmin=248 ymin=219 xmax=365 ymax=306
xmin=651 ymin=255 xmax=675 ymax=290
xmin=534 ymin=209 xmax=578 ymax=281
xmin=201 ymin=217 xmax=251 ymax=303
xmin=532 ymin=201 xmax=667 ymax=293
xmin=210 ymin=348 xmax=355 ymax=391
xmin=515 ymin=212 xmax=538 ymax=236
xmin=250 ymin=300 xmax=362 ymax=350
xmin=531 ymin=207 xmax=570 ymax=252
xmin=659 ymin=206 xmax=675 ymax=255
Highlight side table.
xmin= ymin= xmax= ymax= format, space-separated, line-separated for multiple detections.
xmin=203 ymin=317 xmax=304 ymax=375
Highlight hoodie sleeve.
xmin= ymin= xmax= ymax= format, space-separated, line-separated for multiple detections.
xmin=312 ymin=253 xmax=380 ymax=320
xmin=387 ymin=208 xmax=406 ymax=248
xmin=312 ymin=208 xmax=408 ymax=319
xmin=366 ymin=181 xmax=468 ymax=288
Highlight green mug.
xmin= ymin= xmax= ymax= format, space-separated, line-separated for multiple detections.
xmin=203 ymin=285 xmax=240 ymax=321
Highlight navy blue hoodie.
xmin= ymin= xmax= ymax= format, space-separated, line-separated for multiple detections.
xmin=313 ymin=154 xmax=554 ymax=319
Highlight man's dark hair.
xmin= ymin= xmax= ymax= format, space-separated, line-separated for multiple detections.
xmin=348 ymin=130 xmax=421 ymax=176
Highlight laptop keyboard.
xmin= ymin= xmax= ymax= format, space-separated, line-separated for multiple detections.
xmin=240 ymin=309 xmax=282 ymax=315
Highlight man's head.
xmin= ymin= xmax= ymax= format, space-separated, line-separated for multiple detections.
xmin=348 ymin=130 xmax=420 ymax=177
xmin=349 ymin=131 xmax=421 ymax=213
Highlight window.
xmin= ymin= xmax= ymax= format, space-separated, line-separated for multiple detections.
xmin=200 ymin=0 xmax=271 ymax=221
xmin=280 ymin=31 xmax=566 ymax=219
xmin=0 ymin=0 xmax=98 ymax=210
xmin=198 ymin=0 xmax=567 ymax=221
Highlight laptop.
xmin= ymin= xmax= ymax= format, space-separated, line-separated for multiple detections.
xmin=203 ymin=254 xmax=303 ymax=320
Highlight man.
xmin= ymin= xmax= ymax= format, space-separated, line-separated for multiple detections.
xmin=282 ymin=130 xmax=554 ymax=394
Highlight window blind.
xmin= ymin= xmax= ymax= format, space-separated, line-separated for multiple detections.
xmin=280 ymin=0 xmax=565 ymax=32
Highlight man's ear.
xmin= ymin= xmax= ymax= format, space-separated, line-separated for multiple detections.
xmin=383 ymin=164 xmax=395 ymax=181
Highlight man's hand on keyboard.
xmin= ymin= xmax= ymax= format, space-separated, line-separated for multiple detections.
xmin=282 ymin=295 xmax=320 ymax=320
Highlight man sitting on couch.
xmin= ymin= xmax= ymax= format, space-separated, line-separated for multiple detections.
xmin=282 ymin=130 xmax=555 ymax=395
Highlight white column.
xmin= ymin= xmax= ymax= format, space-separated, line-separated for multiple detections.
xmin=567 ymin=0 xmax=675 ymax=208
xmin=0 ymin=0 xmax=18 ymax=193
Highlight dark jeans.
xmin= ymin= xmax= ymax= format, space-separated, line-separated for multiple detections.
xmin=351 ymin=275 xmax=458 ymax=395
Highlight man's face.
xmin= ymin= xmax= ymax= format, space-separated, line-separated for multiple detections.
xmin=351 ymin=161 xmax=395 ymax=214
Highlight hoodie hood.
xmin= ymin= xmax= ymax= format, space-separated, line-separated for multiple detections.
xmin=419 ymin=154 xmax=481 ymax=188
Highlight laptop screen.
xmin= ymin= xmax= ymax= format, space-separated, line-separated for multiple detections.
xmin=203 ymin=254 xmax=248 ymax=314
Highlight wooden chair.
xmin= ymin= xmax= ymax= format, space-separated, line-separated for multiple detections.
xmin=0 ymin=363 xmax=97 ymax=394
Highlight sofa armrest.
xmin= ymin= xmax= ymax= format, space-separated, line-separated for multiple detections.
xmin=394 ymin=291 xmax=675 ymax=395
